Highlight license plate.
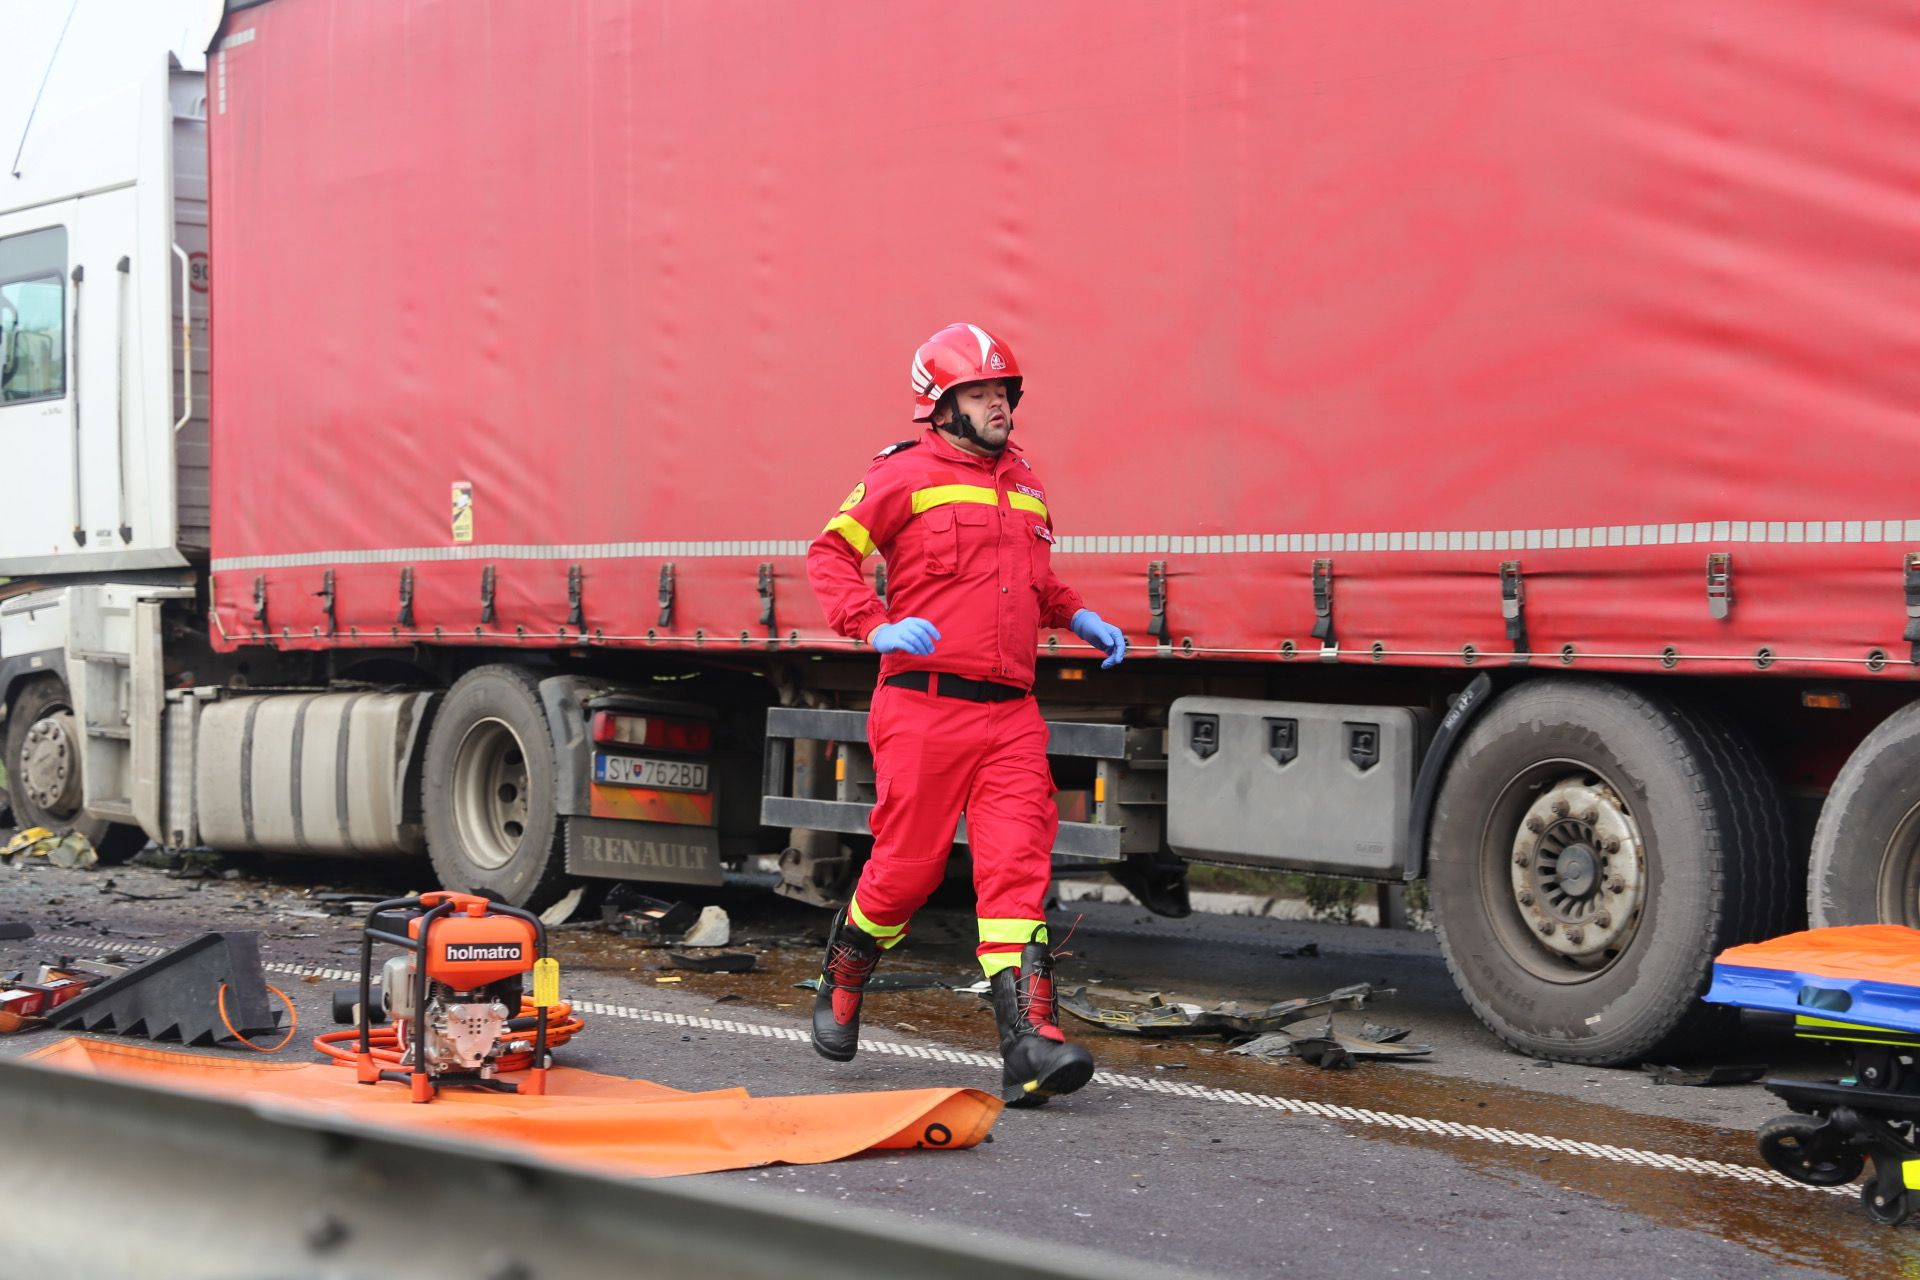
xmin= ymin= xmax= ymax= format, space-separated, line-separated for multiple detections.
xmin=593 ymin=753 xmax=710 ymax=792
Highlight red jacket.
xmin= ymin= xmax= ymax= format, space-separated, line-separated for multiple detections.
xmin=808 ymin=428 xmax=1086 ymax=691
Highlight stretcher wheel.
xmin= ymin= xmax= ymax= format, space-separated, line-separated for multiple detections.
xmin=1862 ymin=1177 xmax=1917 ymax=1227
xmin=1756 ymin=1115 xmax=1865 ymax=1187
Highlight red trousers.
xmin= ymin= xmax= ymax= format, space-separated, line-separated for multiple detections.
xmin=847 ymin=679 xmax=1057 ymax=975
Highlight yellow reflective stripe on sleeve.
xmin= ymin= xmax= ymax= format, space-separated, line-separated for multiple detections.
xmin=911 ymin=485 xmax=1000 ymax=514
xmin=977 ymin=918 xmax=1047 ymax=947
xmin=979 ymin=951 xmax=1025 ymax=978
xmin=823 ymin=513 xmax=876 ymax=557
xmin=849 ymin=894 xmax=906 ymax=944
xmin=1007 ymin=492 xmax=1049 ymax=521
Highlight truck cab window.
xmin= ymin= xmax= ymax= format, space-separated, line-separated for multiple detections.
xmin=0 ymin=227 xmax=67 ymax=404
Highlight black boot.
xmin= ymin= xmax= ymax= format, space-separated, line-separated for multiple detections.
xmin=990 ymin=937 xmax=1095 ymax=1107
xmin=811 ymin=908 xmax=883 ymax=1062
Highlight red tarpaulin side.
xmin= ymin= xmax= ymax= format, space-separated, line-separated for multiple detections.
xmin=207 ymin=0 xmax=1920 ymax=677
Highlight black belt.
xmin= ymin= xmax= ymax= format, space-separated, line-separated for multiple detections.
xmin=884 ymin=671 xmax=1030 ymax=703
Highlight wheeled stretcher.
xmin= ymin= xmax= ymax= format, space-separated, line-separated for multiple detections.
xmin=1707 ymin=925 xmax=1920 ymax=1225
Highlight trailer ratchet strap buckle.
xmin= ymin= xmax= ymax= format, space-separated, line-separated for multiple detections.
xmin=395 ymin=566 xmax=415 ymax=630
xmin=1498 ymin=561 xmax=1529 ymax=662
xmin=1311 ymin=559 xmax=1336 ymax=661
xmin=1905 ymin=554 xmax=1920 ymax=664
xmin=1146 ymin=561 xmax=1169 ymax=645
xmin=1707 ymin=553 xmax=1734 ymax=621
xmin=567 ymin=563 xmax=585 ymax=630
xmin=758 ymin=562 xmax=776 ymax=633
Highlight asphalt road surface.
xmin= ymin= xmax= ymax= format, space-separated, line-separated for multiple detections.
xmin=0 ymin=846 xmax=1903 ymax=1279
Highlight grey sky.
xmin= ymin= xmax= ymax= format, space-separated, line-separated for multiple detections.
xmin=3 ymin=0 xmax=222 ymax=172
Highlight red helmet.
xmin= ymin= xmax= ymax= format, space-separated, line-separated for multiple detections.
xmin=910 ymin=323 xmax=1024 ymax=422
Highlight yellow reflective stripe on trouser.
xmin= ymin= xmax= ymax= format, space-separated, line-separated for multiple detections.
xmin=823 ymin=513 xmax=876 ymax=557
xmin=1007 ymin=492 xmax=1049 ymax=521
xmin=979 ymin=951 xmax=1025 ymax=978
xmin=849 ymin=894 xmax=907 ymax=949
xmin=978 ymin=918 xmax=1047 ymax=947
xmin=910 ymin=485 xmax=999 ymax=514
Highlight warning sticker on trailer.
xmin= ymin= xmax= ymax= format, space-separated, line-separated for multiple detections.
xmin=451 ymin=481 xmax=473 ymax=543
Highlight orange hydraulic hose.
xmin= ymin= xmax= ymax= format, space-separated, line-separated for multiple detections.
xmin=217 ymin=983 xmax=300 ymax=1053
xmin=312 ymin=998 xmax=584 ymax=1073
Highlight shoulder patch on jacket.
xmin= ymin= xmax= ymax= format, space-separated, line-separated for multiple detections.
xmin=873 ymin=439 xmax=920 ymax=460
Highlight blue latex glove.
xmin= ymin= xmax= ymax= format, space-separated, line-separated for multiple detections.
xmin=1070 ymin=608 xmax=1128 ymax=668
xmin=870 ymin=617 xmax=941 ymax=656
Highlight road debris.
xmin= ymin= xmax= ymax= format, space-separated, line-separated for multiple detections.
xmin=99 ymin=881 xmax=188 ymax=903
xmin=311 ymin=891 xmax=387 ymax=917
xmin=133 ymin=847 xmax=236 ymax=879
xmin=539 ymin=885 xmax=587 ymax=926
xmin=668 ymin=952 xmax=757 ymax=974
xmin=678 ymin=905 xmax=731 ymax=948
xmin=794 ymin=971 xmax=967 ymax=993
xmin=1640 ymin=1063 xmax=1767 ymax=1087
xmin=4 ymin=828 xmax=98 ymax=871
xmin=602 ymin=888 xmax=702 ymax=942
xmin=1229 ymin=1017 xmax=1432 ymax=1067
xmin=1 ymin=975 xmax=92 ymax=1025
xmin=1057 ymin=981 xmax=1385 ymax=1037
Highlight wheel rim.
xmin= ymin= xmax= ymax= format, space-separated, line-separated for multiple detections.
xmin=1481 ymin=759 xmax=1649 ymax=984
xmin=1876 ymin=801 xmax=1920 ymax=927
xmin=449 ymin=717 xmax=531 ymax=871
xmin=1863 ymin=1179 xmax=1916 ymax=1226
xmin=20 ymin=708 xmax=82 ymax=819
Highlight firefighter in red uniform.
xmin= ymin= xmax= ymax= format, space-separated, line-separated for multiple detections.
xmin=805 ymin=323 xmax=1127 ymax=1107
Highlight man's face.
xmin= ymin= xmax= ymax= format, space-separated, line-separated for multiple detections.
xmin=936 ymin=379 xmax=1013 ymax=454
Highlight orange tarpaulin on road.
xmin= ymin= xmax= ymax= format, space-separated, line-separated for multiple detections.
xmin=25 ymin=1037 xmax=1001 ymax=1179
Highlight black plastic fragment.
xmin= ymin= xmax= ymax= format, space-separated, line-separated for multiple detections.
xmin=667 ymin=952 xmax=758 ymax=974
xmin=1642 ymin=1062 xmax=1768 ymax=1087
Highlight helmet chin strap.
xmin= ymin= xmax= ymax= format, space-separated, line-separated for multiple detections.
xmin=949 ymin=411 xmax=1010 ymax=455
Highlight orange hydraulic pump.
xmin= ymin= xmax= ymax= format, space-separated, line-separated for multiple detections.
xmin=316 ymin=891 xmax=579 ymax=1103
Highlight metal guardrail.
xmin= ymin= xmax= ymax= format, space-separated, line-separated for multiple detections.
xmin=0 ymin=1055 xmax=1178 ymax=1280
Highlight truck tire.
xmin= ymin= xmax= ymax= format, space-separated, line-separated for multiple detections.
xmin=1808 ymin=700 xmax=1920 ymax=927
xmin=3 ymin=676 xmax=148 ymax=863
xmin=1429 ymin=678 xmax=1791 ymax=1065
xmin=421 ymin=665 xmax=570 ymax=910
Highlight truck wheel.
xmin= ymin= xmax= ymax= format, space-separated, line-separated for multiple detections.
xmin=3 ymin=676 xmax=148 ymax=863
xmin=1429 ymin=678 xmax=1790 ymax=1065
xmin=1808 ymin=700 xmax=1920 ymax=927
xmin=421 ymin=665 xmax=570 ymax=910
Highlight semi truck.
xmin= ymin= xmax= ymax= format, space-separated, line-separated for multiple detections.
xmin=5 ymin=0 xmax=1918 ymax=1066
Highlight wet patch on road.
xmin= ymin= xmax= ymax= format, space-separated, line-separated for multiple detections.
xmin=551 ymin=926 xmax=1909 ymax=1278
